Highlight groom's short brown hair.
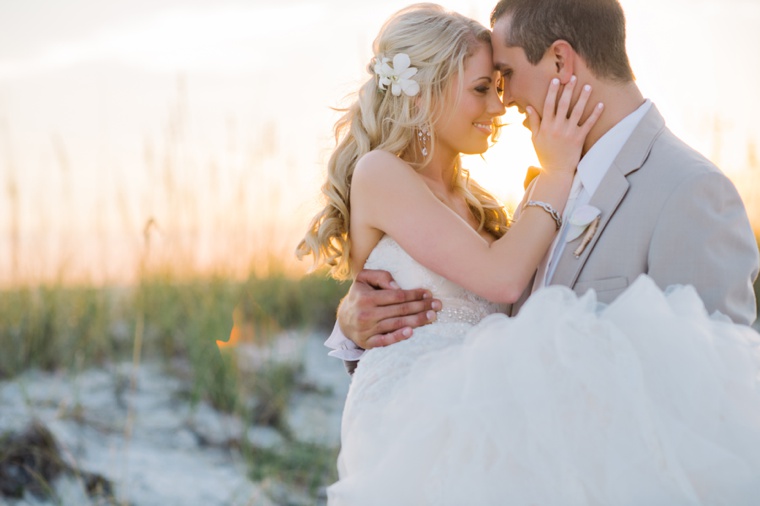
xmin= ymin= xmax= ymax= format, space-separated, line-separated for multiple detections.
xmin=490 ymin=0 xmax=634 ymax=83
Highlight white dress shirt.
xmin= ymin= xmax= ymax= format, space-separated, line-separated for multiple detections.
xmin=325 ymin=321 xmax=364 ymax=360
xmin=326 ymin=100 xmax=654 ymax=361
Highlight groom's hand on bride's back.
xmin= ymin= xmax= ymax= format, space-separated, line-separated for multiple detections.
xmin=338 ymin=269 xmax=441 ymax=349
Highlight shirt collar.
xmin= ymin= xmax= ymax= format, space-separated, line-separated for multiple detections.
xmin=576 ymin=99 xmax=652 ymax=196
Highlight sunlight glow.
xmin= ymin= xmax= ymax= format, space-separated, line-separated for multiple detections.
xmin=0 ymin=0 xmax=758 ymax=284
xmin=0 ymin=3 xmax=328 ymax=79
xmin=464 ymin=109 xmax=539 ymax=210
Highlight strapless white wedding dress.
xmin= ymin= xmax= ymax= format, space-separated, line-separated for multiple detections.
xmin=328 ymin=236 xmax=760 ymax=506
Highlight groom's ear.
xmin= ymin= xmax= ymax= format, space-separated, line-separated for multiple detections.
xmin=549 ymin=40 xmax=575 ymax=84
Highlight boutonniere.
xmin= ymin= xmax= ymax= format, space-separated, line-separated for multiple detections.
xmin=564 ymin=204 xmax=601 ymax=258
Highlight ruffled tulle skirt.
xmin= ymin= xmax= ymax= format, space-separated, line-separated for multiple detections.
xmin=328 ymin=275 xmax=760 ymax=506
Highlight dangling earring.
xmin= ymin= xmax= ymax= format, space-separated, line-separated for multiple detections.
xmin=417 ymin=126 xmax=430 ymax=157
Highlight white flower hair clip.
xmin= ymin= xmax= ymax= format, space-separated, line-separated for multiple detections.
xmin=374 ymin=53 xmax=420 ymax=97
xmin=564 ymin=204 xmax=601 ymax=258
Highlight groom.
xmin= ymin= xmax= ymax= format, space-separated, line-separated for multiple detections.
xmin=327 ymin=0 xmax=760 ymax=370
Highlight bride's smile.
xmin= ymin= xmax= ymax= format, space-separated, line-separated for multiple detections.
xmin=473 ymin=121 xmax=494 ymax=135
xmin=432 ymin=43 xmax=505 ymax=158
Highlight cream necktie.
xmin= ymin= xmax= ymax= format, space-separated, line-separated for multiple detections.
xmin=532 ymin=176 xmax=583 ymax=292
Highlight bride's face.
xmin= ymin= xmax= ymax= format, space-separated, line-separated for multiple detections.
xmin=432 ymin=43 xmax=505 ymax=157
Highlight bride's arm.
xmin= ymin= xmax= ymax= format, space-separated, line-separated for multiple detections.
xmin=352 ymin=155 xmax=565 ymax=304
xmin=351 ymin=79 xmax=602 ymax=304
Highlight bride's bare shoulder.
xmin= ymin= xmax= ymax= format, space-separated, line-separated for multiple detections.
xmin=355 ymin=150 xmax=415 ymax=178
xmin=352 ymin=150 xmax=421 ymax=197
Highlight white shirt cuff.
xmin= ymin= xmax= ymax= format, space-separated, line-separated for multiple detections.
xmin=324 ymin=321 xmax=366 ymax=361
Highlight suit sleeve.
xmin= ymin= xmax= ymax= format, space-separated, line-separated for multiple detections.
xmin=648 ymin=170 xmax=759 ymax=325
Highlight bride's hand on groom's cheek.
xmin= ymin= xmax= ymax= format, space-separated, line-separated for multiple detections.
xmin=337 ymin=269 xmax=442 ymax=349
xmin=527 ymin=75 xmax=604 ymax=175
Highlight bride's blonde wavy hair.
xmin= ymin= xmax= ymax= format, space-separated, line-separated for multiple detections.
xmin=297 ymin=3 xmax=510 ymax=279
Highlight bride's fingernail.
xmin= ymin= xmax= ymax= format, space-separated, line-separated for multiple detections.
xmin=551 ymin=78 xmax=559 ymax=85
xmin=402 ymin=328 xmax=412 ymax=338
xmin=583 ymin=84 xmax=591 ymax=92
xmin=426 ymin=311 xmax=437 ymax=321
xmin=570 ymin=75 xmax=577 ymax=83
xmin=432 ymin=301 xmax=442 ymax=311
xmin=390 ymin=281 xmax=400 ymax=289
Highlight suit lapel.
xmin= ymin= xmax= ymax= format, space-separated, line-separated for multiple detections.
xmin=549 ymin=104 xmax=667 ymax=289
xmin=550 ymin=169 xmax=629 ymax=288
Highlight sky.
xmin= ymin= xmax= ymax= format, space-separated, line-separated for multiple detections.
xmin=1 ymin=0 xmax=759 ymax=284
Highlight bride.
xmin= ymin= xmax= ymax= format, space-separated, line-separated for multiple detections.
xmin=297 ymin=4 xmax=760 ymax=505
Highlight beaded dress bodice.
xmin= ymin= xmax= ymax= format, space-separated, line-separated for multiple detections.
xmin=342 ymin=236 xmax=504 ymax=422
xmin=364 ymin=235 xmax=503 ymax=327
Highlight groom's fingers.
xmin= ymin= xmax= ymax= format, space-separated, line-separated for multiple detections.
xmin=375 ymin=307 xmax=438 ymax=333
xmin=375 ymin=296 xmax=440 ymax=319
xmin=371 ymin=288 xmax=433 ymax=307
xmin=363 ymin=306 xmax=439 ymax=348
xmin=355 ymin=297 xmax=441 ymax=349
xmin=364 ymin=329 xmax=416 ymax=349
xmin=344 ymin=274 xmax=441 ymax=349
xmin=355 ymin=269 xmax=402 ymax=290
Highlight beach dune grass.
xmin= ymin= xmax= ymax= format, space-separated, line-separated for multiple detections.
xmin=0 ymin=264 xmax=346 ymax=380
xmin=0 ymin=284 xmax=120 ymax=379
xmin=0 ymin=265 xmax=348 ymax=498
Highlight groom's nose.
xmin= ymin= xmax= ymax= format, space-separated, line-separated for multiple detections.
xmin=501 ymin=86 xmax=515 ymax=108
xmin=489 ymin=91 xmax=506 ymax=116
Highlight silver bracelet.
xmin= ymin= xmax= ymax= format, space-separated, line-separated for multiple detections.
xmin=523 ymin=200 xmax=562 ymax=230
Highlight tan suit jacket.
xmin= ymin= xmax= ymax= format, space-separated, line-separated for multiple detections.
xmin=512 ymin=105 xmax=759 ymax=325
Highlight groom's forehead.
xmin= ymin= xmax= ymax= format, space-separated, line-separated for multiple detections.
xmin=491 ymin=16 xmax=539 ymax=70
xmin=491 ymin=36 xmax=520 ymax=70
xmin=491 ymin=16 xmax=509 ymax=43
xmin=491 ymin=17 xmax=515 ymax=64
